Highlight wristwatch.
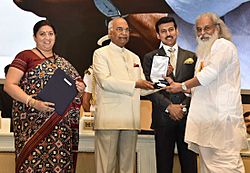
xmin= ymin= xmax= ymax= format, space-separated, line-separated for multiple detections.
xmin=181 ymin=82 xmax=187 ymax=91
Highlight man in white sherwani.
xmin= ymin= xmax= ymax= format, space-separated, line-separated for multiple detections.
xmin=93 ymin=17 xmax=154 ymax=173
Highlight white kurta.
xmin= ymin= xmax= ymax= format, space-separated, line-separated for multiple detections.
xmin=185 ymin=38 xmax=248 ymax=153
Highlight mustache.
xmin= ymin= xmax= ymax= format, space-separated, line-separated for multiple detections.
xmin=198 ymin=34 xmax=211 ymax=41
xmin=119 ymin=36 xmax=128 ymax=39
xmin=165 ymin=36 xmax=173 ymax=39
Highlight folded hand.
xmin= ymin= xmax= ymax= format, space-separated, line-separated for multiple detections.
xmin=167 ymin=104 xmax=185 ymax=121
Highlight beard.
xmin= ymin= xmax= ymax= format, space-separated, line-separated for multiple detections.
xmin=196 ymin=31 xmax=219 ymax=59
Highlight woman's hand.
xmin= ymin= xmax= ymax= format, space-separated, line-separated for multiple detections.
xmin=31 ymin=99 xmax=55 ymax=112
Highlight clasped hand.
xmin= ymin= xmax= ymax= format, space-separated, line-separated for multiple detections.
xmin=167 ymin=104 xmax=186 ymax=121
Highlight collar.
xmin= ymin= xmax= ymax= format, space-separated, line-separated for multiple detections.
xmin=109 ymin=42 xmax=126 ymax=53
xmin=162 ymin=43 xmax=178 ymax=53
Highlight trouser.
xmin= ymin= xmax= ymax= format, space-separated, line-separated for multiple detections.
xmin=95 ymin=130 xmax=138 ymax=173
xmin=155 ymin=122 xmax=197 ymax=173
xmin=198 ymin=146 xmax=245 ymax=173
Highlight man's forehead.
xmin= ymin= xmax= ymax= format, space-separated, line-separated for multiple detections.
xmin=159 ymin=22 xmax=175 ymax=29
xmin=196 ymin=16 xmax=213 ymax=26
xmin=113 ymin=19 xmax=128 ymax=27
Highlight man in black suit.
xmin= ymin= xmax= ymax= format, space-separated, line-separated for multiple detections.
xmin=142 ymin=16 xmax=197 ymax=173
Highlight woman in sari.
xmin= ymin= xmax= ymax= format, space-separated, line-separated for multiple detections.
xmin=4 ymin=20 xmax=85 ymax=172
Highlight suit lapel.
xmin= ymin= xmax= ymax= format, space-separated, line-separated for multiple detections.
xmin=175 ymin=47 xmax=185 ymax=78
xmin=156 ymin=47 xmax=167 ymax=56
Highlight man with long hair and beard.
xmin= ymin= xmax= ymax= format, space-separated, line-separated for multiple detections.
xmin=165 ymin=12 xmax=248 ymax=173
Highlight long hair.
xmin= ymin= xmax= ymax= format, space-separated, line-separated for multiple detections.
xmin=195 ymin=12 xmax=232 ymax=41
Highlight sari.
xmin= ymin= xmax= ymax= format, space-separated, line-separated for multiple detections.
xmin=10 ymin=50 xmax=81 ymax=173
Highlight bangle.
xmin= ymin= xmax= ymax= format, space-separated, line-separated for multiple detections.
xmin=28 ymin=98 xmax=37 ymax=107
xmin=78 ymin=92 xmax=83 ymax=98
xmin=25 ymin=96 xmax=32 ymax=106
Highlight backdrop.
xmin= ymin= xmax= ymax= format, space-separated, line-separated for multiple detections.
xmin=1 ymin=0 xmax=250 ymax=90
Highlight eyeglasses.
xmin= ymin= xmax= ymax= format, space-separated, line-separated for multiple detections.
xmin=115 ymin=27 xmax=130 ymax=33
xmin=196 ymin=24 xmax=218 ymax=34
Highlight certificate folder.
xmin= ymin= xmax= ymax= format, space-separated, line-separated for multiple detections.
xmin=37 ymin=68 xmax=77 ymax=115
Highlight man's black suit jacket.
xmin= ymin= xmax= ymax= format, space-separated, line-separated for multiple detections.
xmin=143 ymin=46 xmax=197 ymax=129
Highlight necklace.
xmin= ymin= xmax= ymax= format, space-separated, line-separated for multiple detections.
xmin=35 ymin=47 xmax=53 ymax=59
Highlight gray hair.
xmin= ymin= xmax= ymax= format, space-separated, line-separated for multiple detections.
xmin=195 ymin=12 xmax=232 ymax=41
xmin=108 ymin=20 xmax=114 ymax=33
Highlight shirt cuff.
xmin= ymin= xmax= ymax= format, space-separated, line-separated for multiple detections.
xmin=184 ymin=93 xmax=192 ymax=97
xmin=165 ymin=107 xmax=169 ymax=113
